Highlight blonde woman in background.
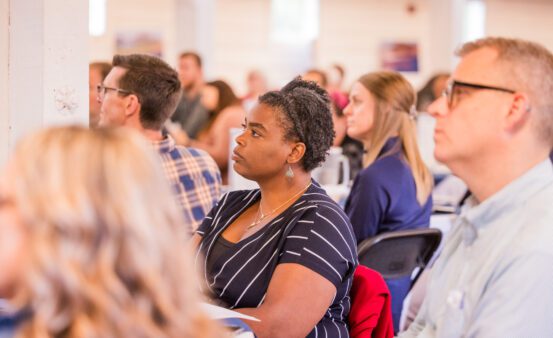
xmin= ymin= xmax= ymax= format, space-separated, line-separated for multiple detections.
xmin=343 ymin=71 xmax=433 ymax=333
xmin=0 ymin=126 xmax=224 ymax=338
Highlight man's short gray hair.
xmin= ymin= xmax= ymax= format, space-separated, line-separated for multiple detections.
xmin=458 ymin=37 xmax=553 ymax=146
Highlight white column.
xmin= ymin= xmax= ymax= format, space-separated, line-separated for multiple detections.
xmin=428 ymin=0 xmax=467 ymax=72
xmin=1 ymin=0 xmax=88 ymax=167
xmin=174 ymin=0 xmax=215 ymax=76
xmin=0 ymin=0 xmax=9 ymax=165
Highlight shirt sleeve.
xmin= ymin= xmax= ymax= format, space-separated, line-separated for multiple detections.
xmin=345 ymin=167 xmax=390 ymax=243
xmin=278 ymin=204 xmax=357 ymax=289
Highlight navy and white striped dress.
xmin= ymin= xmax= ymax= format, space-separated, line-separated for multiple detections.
xmin=196 ymin=181 xmax=358 ymax=337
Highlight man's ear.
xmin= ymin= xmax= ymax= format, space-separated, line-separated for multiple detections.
xmin=287 ymin=142 xmax=306 ymax=165
xmin=505 ymin=92 xmax=531 ymax=133
xmin=125 ymin=94 xmax=141 ymax=118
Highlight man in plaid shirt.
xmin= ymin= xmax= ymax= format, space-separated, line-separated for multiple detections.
xmin=96 ymin=53 xmax=221 ymax=232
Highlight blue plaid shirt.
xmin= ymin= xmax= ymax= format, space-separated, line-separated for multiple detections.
xmin=152 ymin=135 xmax=222 ymax=232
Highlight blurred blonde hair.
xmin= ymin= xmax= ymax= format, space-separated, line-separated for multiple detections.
xmin=357 ymin=71 xmax=433 ymax=205
xmin=9 ymin=126 xmax=222 ymax=338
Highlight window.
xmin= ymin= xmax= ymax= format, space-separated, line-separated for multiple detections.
xmin=463 ymin=0 xmax=486 ymax=43
xmin=271 ymin=0 xmax=319 ymax=43
xmin=89 ymin=0 xmax=106 ymax=36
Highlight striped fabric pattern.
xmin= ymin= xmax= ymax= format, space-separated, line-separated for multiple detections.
xmin=196 ymin=181 xmax=358 ymax=338
xmin=152 ymin=135 xmax=222 ymax=232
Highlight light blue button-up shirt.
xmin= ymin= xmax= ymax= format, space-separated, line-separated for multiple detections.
xmin=400 ymin=159 xmax=553 ymax=337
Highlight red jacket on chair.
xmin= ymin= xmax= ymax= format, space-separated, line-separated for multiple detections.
xmin=348 ymin=265 xmax=394 ymax=338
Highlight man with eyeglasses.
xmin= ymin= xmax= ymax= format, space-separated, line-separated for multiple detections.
xmin=400 ymin=37 xmax=553 ymax=337
xmin=89 ymin=62 xmax=112 ymax=128
xmin=97 ymin=54 xmax=222 ymax=233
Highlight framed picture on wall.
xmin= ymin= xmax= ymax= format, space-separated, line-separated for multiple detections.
xmin=115 ymin=31 xmax=163 ymax=57
xmin=379 ymin=41 xmax=419 ymax=72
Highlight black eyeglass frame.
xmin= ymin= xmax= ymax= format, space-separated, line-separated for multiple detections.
xmin=96 ymin=84 xmax=132 ymax=99
xmin=442 ymin=80 xmax=516 ymax=108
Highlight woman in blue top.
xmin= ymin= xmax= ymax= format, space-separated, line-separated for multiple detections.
xmin=343 ymin=71 xmax=433 ymax=332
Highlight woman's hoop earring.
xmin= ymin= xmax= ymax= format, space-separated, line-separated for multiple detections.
xmin=285 ymin=164 xmax=294 ymax=179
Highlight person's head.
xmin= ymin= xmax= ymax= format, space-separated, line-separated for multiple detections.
xmin=202 ymin=80 xmax=240 ymax=115
xmin=327 ymin=63 xmax=346 ymax=90
xmin=178 ymin=51 xmax=203 ymax=92
xmin=344 ymin=71 xmax=432 ymax=204
xmin=233 ymin=77 xmax=334 ymax=182
xmin=302 ymin=69 xmax=328 ymax=89
xmin=246 ymin=69 xmax=268 ymax=97
xmin=416 ymin=72 xmax=449 ymax=112
xmin=0 ymin=126 xmax=217 ymax=337
xmin=428 ymin=37 xmax=553 ymax=173
xmin=89 ymin=62 xmax=112 ymax=128
xmin=98 ymin=54 xmax=182 ymax=131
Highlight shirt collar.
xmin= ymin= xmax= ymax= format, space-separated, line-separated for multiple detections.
xmin=150 ymin=134 xmax=176 ymax=153
xmin=378 ymin=137 xmax=401 ymax=157
xmin=459 ymin=159 xmax=553 ymax=233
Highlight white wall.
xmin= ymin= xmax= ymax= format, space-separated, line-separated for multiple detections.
xmin=211 ymin=0 xmax=447 ymax=93
xmin=317 ymin=0 xmax=434 ymax=90
xmin=211 ymin=0 xmax=272 ymax=92
xmin=486 ymin=0 xmax=553 ymax=51
xmin=0 ymin=0 xmax=8 ymax=165
xmin=87 ymin=0 xmax=553 ymax=95
xmin=89 ymin=0 xmax=178 ymax=63
xmin=89 ymin=0 xmax=448 ymax=94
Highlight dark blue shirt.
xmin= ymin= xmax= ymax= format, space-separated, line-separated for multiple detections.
xmin=344 ymin=137 xmax=432 ymax=332
xmin=0 ymin=309 xmax=30 ymax=338
xmin=345 ymin=137 xmax=432 ymax=244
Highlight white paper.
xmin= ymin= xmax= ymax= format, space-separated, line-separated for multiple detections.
xmin=201 ymin=302 xmax=260 ymax=322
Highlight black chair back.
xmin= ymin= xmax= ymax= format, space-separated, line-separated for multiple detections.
xmin=357 ymin=228 xmax=442 ymax=288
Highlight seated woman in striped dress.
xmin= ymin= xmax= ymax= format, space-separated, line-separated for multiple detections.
xmin=193 ymin=77 xmax=358 ymax=338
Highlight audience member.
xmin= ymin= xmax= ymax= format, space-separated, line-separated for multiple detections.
xmin=303 ymin=68 xmax=363 ymax=180
xmin=343 ymin=71 xmax=433 ymax=331
xmin=242 ymin=69 xmax=269 ymax=112
xmin=416 ymin=73 xmax=451 ymax=176
xmin=193 ymin=77 xmax=358 ymax=337
xmin=0 ymin=126 xmax=224 ymax=338
xmin=89 ymin=61 xmax=112 ymax=128
xmin=400 ymin=37 xmax=553 ymax=337
xmin=171 ymin=51 xmax=209 ymax=138
xmin=327 ymin=63 xmax=347 ymax=94
xmin=172 ymin=80 xmax=245 ymax=184
xmin=97 ymin=54 xmax=221 ymax=232
xmin=416 ymin=73 xmax=449 ymax=112
xmin=327 ymin=63 xmax=350 ymax=111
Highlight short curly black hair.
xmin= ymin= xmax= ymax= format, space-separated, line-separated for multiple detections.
xmin=258 ymin=77 xmax=334 ymax=172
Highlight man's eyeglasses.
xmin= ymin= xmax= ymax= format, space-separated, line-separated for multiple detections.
xmin=96 ymin=84 xmax=132 ymax=100
xmin=442 ymin=80 xmax=515 ymax=108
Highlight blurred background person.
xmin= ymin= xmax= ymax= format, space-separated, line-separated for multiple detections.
xmin=415 ymin=73 xmax=451 ymax=180
xmin=302 ymin=68 xmax=363 ymax=181
xmin=327 ymin=63 xmax=349 ymax=112
xmin=302 ymin=68 xmax=328 ymax=88
xmin=171 ymin=51 xmax=209 ymax=139
xmin=169 ymin=79 xmax=245 ymax=184
xmin=327 ymin=63 xmax=347 ymax=94
xmin=242 ymin=69 xmax=269 ymax=112
xmin=343 ymin=71 xmax=433 ymax=332
xmin=0 ymin=126 xmax=223 ymax=338
xmin=89 ymin=61 xmax=112 ymax=128
xmin=416 ymin=73 xmax=449 ymax=113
